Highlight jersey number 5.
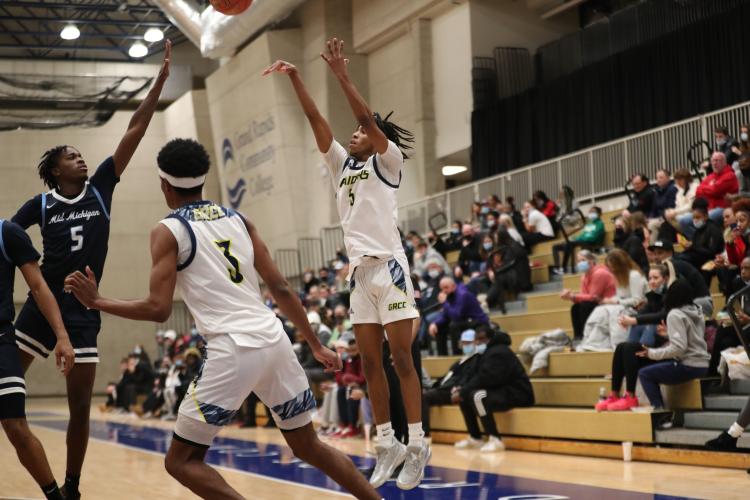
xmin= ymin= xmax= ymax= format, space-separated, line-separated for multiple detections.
xmin=70 ymin=226 xmax=84 ymax=252
xmin=215 ymin=240 xmax=244 ymax=284
xmin=348 ymin=188 xmax=355 ymax=207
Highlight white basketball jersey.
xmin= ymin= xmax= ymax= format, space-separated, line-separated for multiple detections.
xmin=323 ymin=139 xmax=408 ymax=279
xmin=160 ymin=201 xmax=284 ymax=348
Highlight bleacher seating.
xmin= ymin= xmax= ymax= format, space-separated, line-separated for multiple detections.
xmin=422 ymin=206 xmax=744 ymax=468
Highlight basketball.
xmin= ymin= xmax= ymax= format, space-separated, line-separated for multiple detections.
xmin=209 ymin=0 xmax=252 ymax=16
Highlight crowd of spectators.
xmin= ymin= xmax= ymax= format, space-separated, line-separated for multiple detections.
xmin=103 ymin=124 xmax=750 ymax=444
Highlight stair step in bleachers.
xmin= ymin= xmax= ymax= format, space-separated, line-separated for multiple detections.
xmin=684 ymin=411 xmax=748 ymax=430
xmin=704 ymin=394 xmax=749 ymax=411
xmin=530 ymin=265 xmax=549 ymax=285
xmin=492 ymin=308 xmax=571 ymax=331
xmin=548 ymin=351 xmax=612 ymax=377
xmin=430 ymin=405 xmax=656 ymax=443
xmin=655 ymin=428 xmax=750 ymax=448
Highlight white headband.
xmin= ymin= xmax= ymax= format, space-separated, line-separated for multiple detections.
xmin=158 ymin=168 xmax=206 ymax=189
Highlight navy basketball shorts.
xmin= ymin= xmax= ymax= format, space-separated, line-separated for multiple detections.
xmin=0 ymin=340 xmax=26 ymax=420
xmin=14 ymin=297 xmax=99 ymax=364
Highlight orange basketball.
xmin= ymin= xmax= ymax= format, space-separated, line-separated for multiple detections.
xmin=209 ymin=0 xmax=252 ymax=15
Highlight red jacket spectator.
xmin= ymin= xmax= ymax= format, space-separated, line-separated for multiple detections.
xmin=696 ymin=164 xmax=739 ymax=210
xmin=336 ymin=354 xmax=366 ymax=387
xmin=726 ymin=233 xmax=747 ymax=267
xmin=573 ymin=264 xmax=617 ymax=303
xmin=540 ymin=199 xmax=558 ymax=218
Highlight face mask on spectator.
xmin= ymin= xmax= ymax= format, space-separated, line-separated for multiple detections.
xmin=693 ymin=219 xmax=705 ymax=229
xmin=481 ymin=206 xmax=490 ymax=215
xmin=576 ymin=260 xmax=590 ymax=274
xmin=487 ymin=219 xmax=496 ymax=228
xmin=655 ymin=284 xmax=666 ymax=295
xmin=742 ymin=133 xmax=749 ymax=142
xmin=462 ymin=344 xmax=475 ymax=356
xmin=451 ymin=227 xmax=460 ymax=235
xmin=341 ymin=352 xmax=349 ymax=362
xmin=587 ymin=212 xmax=599 ymax=221
xmin=475 ymin=343 xmax=487 ymax=355
xmin=428 ymin=269 xmax=441 ymax=279
xmin=716 ymin=138 xmax=727 ymax=147
xmin=483 ymin=242 xmax=493 ymax=251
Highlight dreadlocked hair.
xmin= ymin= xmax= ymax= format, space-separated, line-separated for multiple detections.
xmin=38 ymin=145 xmax=68 ymax=189
xmin=374 ymin=111 xmax=414 ymax=159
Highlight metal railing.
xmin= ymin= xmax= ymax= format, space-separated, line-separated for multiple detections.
xmin=394 ymin=100 xmax=750 ymax=236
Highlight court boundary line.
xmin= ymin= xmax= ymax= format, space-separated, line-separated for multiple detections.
xmin=29 ymin=421 xmax=351 ymax=498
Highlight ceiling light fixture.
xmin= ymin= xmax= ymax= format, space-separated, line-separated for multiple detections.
xmin=60 ymin=24 xmax=80 ymax=41
xmin=144 ymin=28 xmax=164 ymax=43
xmin=128 ymin=41 xmax=148 ymax=58
xmin=442 ymin=165 xmax=468 ymax=177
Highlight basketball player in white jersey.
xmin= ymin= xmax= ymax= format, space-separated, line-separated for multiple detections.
xmin=264 ymin=37 xmax=429 ymax=490
xmin=64 ymin=139 xmax=380 ymax=500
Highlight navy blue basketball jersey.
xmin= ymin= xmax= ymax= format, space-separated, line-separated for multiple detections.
xmin=0 ymin=220 xmax=40 ymax=343
xmin=12 ymin=156 xmax=119 ymax=327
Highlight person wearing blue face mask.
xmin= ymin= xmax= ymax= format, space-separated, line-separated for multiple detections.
xmin=552 ymin=206 xmax=605 ymax=275
xmin=421 ymin=329 xmax=481 ymax=440
xmin=452 ymin=325 xmax=534 ymax=453
xmin=559 ymin=250 xmax=617 ymax=340
xmin=446 ymin=220 xmax=464 ymax=251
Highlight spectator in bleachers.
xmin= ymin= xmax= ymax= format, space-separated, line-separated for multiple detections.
xmin=649 ymin=239 xmax=714 ymax=317
xmin=693 ymin=152 xmax=739 ymax=225
xmin=710 ymin=257 xmax=750 ymax=377
xmin=446 ymin=220 xmax=464 ymax=251
xmin=521 ymin=201 xmax=555 ymax=251
xmin=503 ymin=196 xmax=526 ymax=234
xmin=452 ymin=325 xmax=534 ymax=453
xmin=637 ymin=279 xmax=709 ymax=421
xmin=303 ymin=269 xmax=320 ymax=294
xmin=318 ymin=266 xmax=335 ymax=287
xmin=675 ymin=200 xmax=724 ymax=270
xmin=622 ymin=173 xmax=655 ymax=219
xmin=597 ymin=268 xmax=673 ymax=412
xmin=552 ymin=206 xmax=605 ymax=275
xmin=478 ymin=234 xmax=496 ymax=267
xmin=618 ymin=264 xmax=670 ymax=348
xmin=663 ymin=168 xmax=698 ymax=241
xmin=334 ymin=338 xmax=366 ymax=438
xmin=713 ymin=126 xmax=740 ymax=165
xmin=649 ymin=169 xmax=677 ymax=220
xmin=421 ymin=329 xmax=481 ymax=438
xmin=577 ymin=249 xmax=647 ymax=352
xmin=737 ymin=124 xmax=750 ymax=154
xmin=426 ymin=230 xmax=449 ymax=258
xmin=615 ymin=212 xmax=649 ymax=271
xmin=413 ymin=240 xmax=451 ymax=278
xmin=458 ymin=224 xmax=484 ymax=274
xmin=472 ymin=201 xmax=488 ymax=228
xmin=484 ymin=211 xmax=500 ymax=239
xmin=476 ymin=229 xmax=530 ymax=314
xmin=428 ymin=277 xmax=489 ymax=356
xmin=499 ymin=213 xmax=525 ymax=247
xmin=560 ymin=250 xmax=617 ymax=340
xmin=732 ymin=153 xmax=750 ymax=199
xmin=532 ymin=190 xmax=558 ymax=221
xmin=720 ymin=199 xmax=750 ymax=272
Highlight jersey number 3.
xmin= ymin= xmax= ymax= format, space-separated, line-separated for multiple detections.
xmin=215 ymin=240 xmax=244 ymax=284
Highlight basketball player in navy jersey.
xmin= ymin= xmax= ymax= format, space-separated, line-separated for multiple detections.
xmin=265 ymin=38 xmax=429 ymax=490
xmin=11 ymin=41 xmax=171 ymax=499
xmin=0 ymin=218 xmax=74 ymax=500
xmin=64 ymin=138 xmax=380 ymax=500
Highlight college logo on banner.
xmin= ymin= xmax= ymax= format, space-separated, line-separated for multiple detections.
xmin=222 ymin=138 xmax=247 ymax=209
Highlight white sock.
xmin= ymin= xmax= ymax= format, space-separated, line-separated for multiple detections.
xmin=408 ymin=422 xmax=425 ymax=448
xmin=376 ymin=422 xmax=395 ymax=447
xmin=728 ymin=422 xmax=744 ymax=438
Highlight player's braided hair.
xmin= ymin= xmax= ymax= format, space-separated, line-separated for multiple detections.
xmin=374 ymin=111 xmax=414 ymax=159
xmin=38 ymin=145 xmax=68 ymax=189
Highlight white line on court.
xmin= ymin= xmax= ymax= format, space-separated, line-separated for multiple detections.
xmin=29 ymin=422 xmax=351 ymax=498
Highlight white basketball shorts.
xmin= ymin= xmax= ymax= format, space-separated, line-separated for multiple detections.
xmin=349 ymin=257 xmax=420 ymax=326
xmin=174 ymin=333 xmax=314 ymax=448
